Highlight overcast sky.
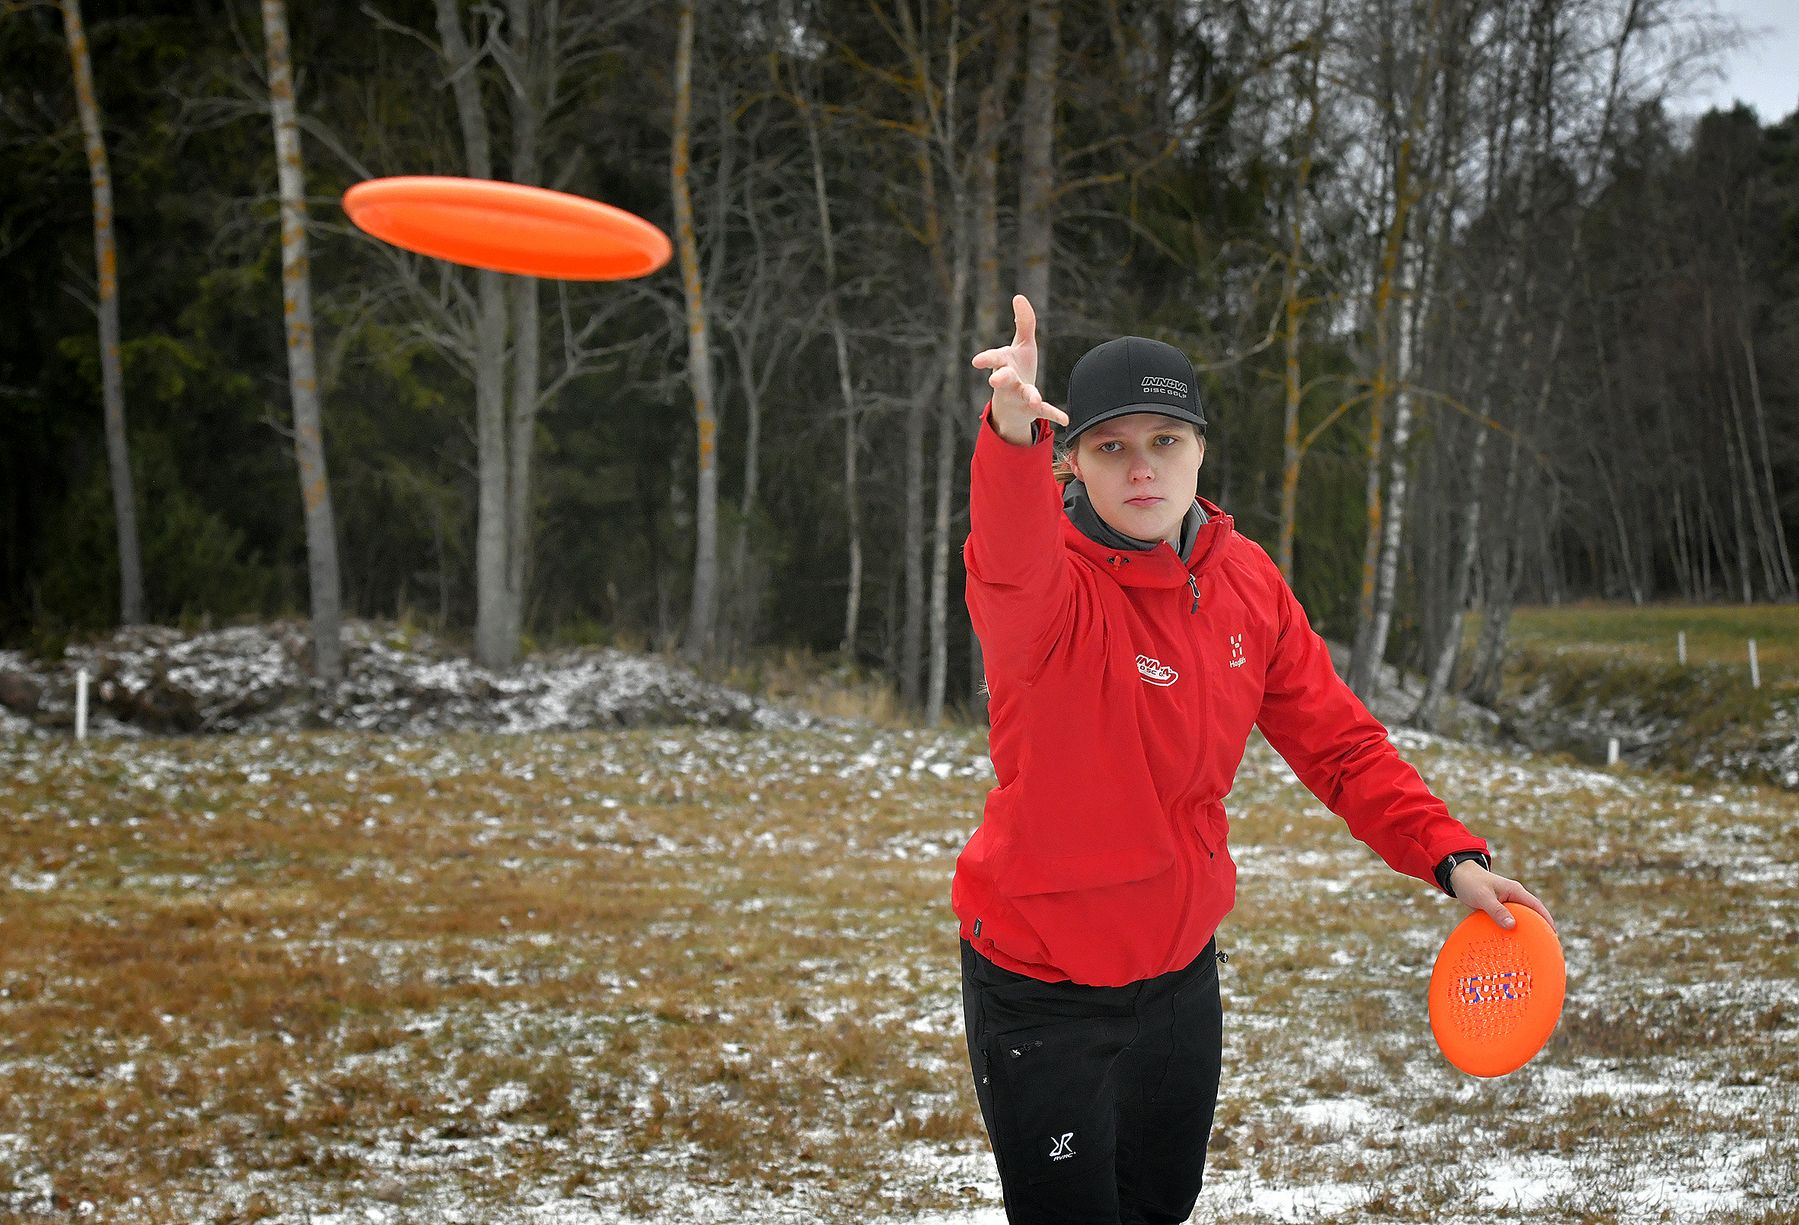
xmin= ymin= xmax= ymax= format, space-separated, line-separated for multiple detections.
xmin=1674 ymin=0 xmax=1798 ymax=124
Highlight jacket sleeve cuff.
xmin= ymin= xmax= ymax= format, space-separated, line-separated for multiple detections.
xmin=980 ymin=403 xmax=1050 ymax=448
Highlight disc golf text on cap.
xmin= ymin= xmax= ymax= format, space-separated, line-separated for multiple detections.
xmin=343 ymin=176 xmax=672 ymax=281
xmin=1428 ymin=903 xmax=1565 ymax=1078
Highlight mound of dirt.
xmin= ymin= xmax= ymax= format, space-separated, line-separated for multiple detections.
xmin=0 ymin=620 xmax=816 ymax=739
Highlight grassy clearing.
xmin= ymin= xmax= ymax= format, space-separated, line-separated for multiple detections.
xmin=1473 ymin=603 xmax=1799 ymax=789
xmin=1495 ymin=602 xmax=1799 ymax=689
xmin=2 ymin=724 xmax=1796 ymax=1223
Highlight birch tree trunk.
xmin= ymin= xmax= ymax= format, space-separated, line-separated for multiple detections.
xmin=1016 ymin=0 xmax=1058 ymax=319
xmin=1738 ymin=323 xmax=1796 ymax=597
xmin=673 ymin=0 xmax=719 ymax=662
xmin=1277 ymin=10 xmax=1327 ymax=583
xmin=796 ymin=75 xmax=863 ymax=657
xmin=1362 ymin=258 xmax=1421 ymax=685
xmin=1347 ymin=249 xmax=1397 ymax=698
xmin=261 ymin=0 xmax=342 ymax=683
xmin=1348 ymin=0 xmax=1438 ymax=700
xmin=967 ymin=6 xmax=1019 ymax=714
xmin=907 ymin=3 xmax=973 ymax=727
xmin=901 ymin=377 xmax=926 ymax=706
xmin=61 ymin=0 xmax=143 ymax=626
xmin=1414 ymin=425 xmax=1485 ymax=727
xmin=499 ymin=0 xmax=545 ymax=660
xmin=927 ymin=254 xmax=968 ymax=725
xmin=432 ymin=0 xmax=515 ymax=670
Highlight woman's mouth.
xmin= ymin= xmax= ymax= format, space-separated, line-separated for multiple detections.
xmin=1125 ymin=495 xmax=1163 ymax=507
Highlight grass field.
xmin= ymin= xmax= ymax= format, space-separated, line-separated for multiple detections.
xmin=1497 ymin=603 xmax=1799 ymax=689
xmin=3 ymin=723 xmax=1797 ymax=1223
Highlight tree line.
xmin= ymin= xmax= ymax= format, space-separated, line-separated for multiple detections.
xmin=2 ymin=0 xmax=1794 ymax=725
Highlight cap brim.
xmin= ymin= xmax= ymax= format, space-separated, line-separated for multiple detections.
xmin=1063 ymin=403 xmax=1208 ymax=440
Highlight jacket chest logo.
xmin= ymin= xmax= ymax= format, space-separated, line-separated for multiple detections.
xmin=1137 ymin=654 xmax=1178 ymax=686
xmin=1229 ymin=633 xmax=1246 ymax=668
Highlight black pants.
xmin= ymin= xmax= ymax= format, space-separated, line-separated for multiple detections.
xmin=960 ymin=938 xmax=1223 ymax=1225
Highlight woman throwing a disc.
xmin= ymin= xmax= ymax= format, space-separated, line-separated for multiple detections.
xmin=955 ymin=295 xmax=1555 ymax=1224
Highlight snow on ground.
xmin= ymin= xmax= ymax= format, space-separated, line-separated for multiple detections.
xmin=2 ymin=657 xmax=1796 ymax=1221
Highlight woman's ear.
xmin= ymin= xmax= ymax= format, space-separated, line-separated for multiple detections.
xmin=1066 ymin=442 xmax=1083 ymax=483
xmin=1195 ymin=436 xmax=1207 ymax=469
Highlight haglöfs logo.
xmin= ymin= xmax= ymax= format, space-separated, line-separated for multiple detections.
xmin=1137 ymin=654 xmax=1178 ymax=686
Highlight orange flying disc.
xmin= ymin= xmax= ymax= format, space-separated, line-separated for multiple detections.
xmin=1428 ymin=903 xmax=1565 ymax=1077
xmin=343 ymin=176 xmax=671 ymax=280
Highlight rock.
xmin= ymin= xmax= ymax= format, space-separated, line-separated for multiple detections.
xmin=0 ymin=669 xmax=41 ymax=714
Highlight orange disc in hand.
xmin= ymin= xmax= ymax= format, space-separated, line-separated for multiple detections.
xmin=1428 ymin=903 xmax=1565 ymax=1078
xmin=343 ymin=176 xmax=671 ymax=281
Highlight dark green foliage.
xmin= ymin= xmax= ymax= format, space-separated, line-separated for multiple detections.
xmin=3 ymin=1 xmax=1794 ymax=701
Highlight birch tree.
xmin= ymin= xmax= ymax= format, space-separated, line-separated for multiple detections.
xmin=672 ymin=0 xmax=720 ymax=662
xmin=904 ymin=1 xmax=971 ymax=727
xmin=966 ymin=2 xmax=1020 ymax=712
xmin=789 ymin=53 xmax=867 ymax=658
xmin=359 ymin=0 xmax=647 ymax=670
xmin=1466 ymin=0 xmax=1657 ymax=699
xmin=1345 ymin=0 xmax=1440 ymax=700
xmin=60 ymin=0 xmax=143 ymax=625
xmin=1016 ymin=0 xmax=1058 ymax=321
xmin=261 ymin=0 xmax=343 ymax=683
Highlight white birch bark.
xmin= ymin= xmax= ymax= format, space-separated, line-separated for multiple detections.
xmin=798 ymin=84 xmax=863 ymax=658
xmin=261 ymin=0 xmax=343 ymax=682
xmin=61 ymin=0 xmax=144 ymax=626
xmin=1016 ymin=0 xmax=1058 ymax=321
xmin=502 ymin=0 xmax=543 ymax=658
xmin=673 ymin=0 xmax=720 ymax=661
xmin=433 ymin=0 xmax=514 ymax=671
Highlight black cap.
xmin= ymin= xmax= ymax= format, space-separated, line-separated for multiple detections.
xmin=1064 ymin=336 xmax=1207 ymax=441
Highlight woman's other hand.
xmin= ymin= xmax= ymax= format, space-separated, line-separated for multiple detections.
xmin=1449 ymin=861 xmax=1557 ymax=933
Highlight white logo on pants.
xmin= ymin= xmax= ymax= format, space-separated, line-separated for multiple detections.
xmin=1050 ymin=1132 xmax=1076 ymax=1161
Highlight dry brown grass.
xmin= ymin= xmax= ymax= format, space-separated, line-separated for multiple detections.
xmin=2 ymin=723 xmax=1796 ymax=1222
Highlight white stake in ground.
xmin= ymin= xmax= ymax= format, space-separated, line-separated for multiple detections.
xmin=1678 ymin=631 xmax=1687 ymax=667
xmin=75 ymin=667 xmax=89 ymax=741
xmin=1749 ymin=638 xmax=1761 ymax=690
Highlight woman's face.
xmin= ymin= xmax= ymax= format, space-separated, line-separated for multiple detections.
xmin=1069 ymin=414 xmax=1205 ymax=547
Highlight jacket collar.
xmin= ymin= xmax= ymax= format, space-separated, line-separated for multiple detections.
xmin=1060 ymin=495 xmax=1233 ymax=587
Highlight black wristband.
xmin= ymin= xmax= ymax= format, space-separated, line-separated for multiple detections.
xmin=1435 ymin=851 xmax=1490 ymax=897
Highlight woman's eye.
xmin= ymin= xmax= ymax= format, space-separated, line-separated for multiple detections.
xmin=1156 ymin=435 xmax=1178 ymax=445
xmin=1098 ymin=441 xmax=1120 ymax=453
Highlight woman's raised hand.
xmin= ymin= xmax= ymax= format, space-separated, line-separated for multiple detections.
xmin=971 ymin=294 xmax=1069 ymax=445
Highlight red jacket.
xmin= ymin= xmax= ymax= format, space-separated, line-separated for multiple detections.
xmin=954 ymin=408 xmax=1486 ymax=986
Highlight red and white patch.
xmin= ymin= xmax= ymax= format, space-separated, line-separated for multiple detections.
xmin=1136 ymin=654 xmax=1178 ymax=686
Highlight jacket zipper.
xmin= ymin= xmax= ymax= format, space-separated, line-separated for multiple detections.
xmin=1185 ymin=570 xmax=1213 ymax=858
